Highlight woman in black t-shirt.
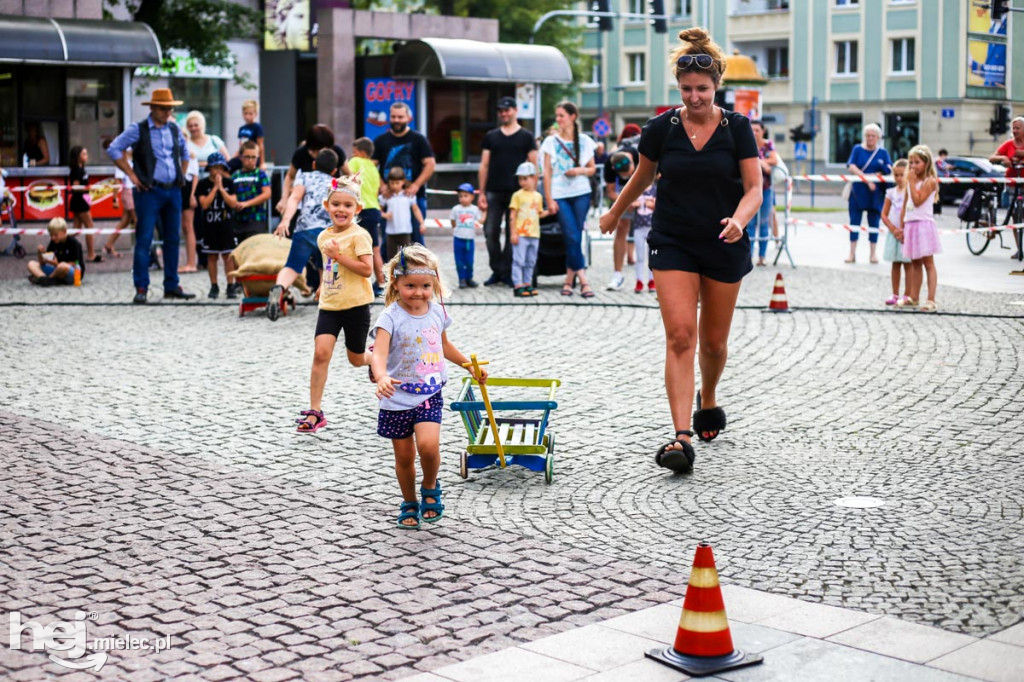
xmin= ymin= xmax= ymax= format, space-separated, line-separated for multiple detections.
xmin=599 ymin=28 xmax=762 ymax=474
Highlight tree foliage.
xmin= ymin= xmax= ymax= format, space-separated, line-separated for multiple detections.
xmin=103 ymin=0 xmax=262 ymax=84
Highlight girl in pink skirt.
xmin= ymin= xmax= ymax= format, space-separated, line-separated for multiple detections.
xmin=900 ymin=145 xmax=941 ymax=312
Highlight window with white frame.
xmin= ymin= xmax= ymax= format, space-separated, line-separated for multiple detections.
xmin=890 ymin=37 xmax=915 ymax=74
xmin=835 ymin=0 xmax=859 ymax=6
xmin=834 ymin=40 xmax=858 ymax=75
xmin=767 ymin=46 xmax=789 ymax=77
xmin=628 ymin=0 xmax=644 ymax=21
xmin=585 ymin=59 xmax=600 ymax=87
xmin=673 ymin=0 xmax=692 ymax=15
xmin=627 ymin=53 xmax=646 ymax=83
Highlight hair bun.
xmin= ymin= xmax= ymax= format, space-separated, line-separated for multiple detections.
xmin=678 ymin=27 xmax=710 ymax=47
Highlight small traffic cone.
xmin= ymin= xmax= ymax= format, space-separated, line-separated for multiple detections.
xmin=645 ymin=543 xmax=763 ymax=676
xmin=766 ymin=272 xmax=791 ymax=312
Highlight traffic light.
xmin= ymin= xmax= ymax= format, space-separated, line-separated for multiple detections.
xmin=989 ymin=103 xmax=1012 ymax=136
xmin=649 ymin=0 xmax=667 ymax=34
xmin=789 ymin=124 xmax=813 ymax=142
xmin=593 ymin=0 xmax=612 ymax=32
xmin=991 ymin=0 xmax=1009 ymax=21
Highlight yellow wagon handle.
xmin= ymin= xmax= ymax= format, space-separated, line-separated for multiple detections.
xmin=461 ymin=354 xmax=505 ymax=468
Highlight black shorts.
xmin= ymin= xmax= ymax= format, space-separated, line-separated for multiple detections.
xmin=234 ymin=220 xmax=264 ymax=246
xmin=647 ymin=229 xmax=753 ymax=284
xmin=314 ymin=304 xmax=371 ymax=352
xmin=359 ymin=209 xmax=382 ymax=248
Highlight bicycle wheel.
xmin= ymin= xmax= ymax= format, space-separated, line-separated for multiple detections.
xmin=966 ymin=202 xmax=996 ymax=255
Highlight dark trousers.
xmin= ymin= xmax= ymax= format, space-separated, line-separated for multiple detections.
xmin=484 ymin=191 xmax=514 ymax=279
xmin=133 ymin=186 xmax=181 ymax=291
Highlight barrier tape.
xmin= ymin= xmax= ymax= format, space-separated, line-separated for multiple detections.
xmin=4 ymin=184 xmax=125 ymax=193
xmin=785 ymin=217 xmax=1024 ymax=235
xmin=0 ymin=228 xmax=135 ymax=235
xmin=422 ymin=218 xmax=485 ymax=229
xmin=790 ymin=174 xmax=1024 ymax=184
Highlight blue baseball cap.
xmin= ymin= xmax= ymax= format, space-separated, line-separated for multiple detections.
xmin=206 ymin=152 xmax=229 ymax=171
xmin=457 ymin=182 xmax=475 ymax=193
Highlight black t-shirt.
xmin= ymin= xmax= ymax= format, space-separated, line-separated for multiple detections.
xmin=603 ymin=145 xmax=640 ymax=186
xmin=47 ymin=236 xmax=85 ymax=274
xmin=372 ymin=130 xmax=434 ymax=199
xmin=195 ymin=177 xmax=235 ymax=229
xmin=481 ymin=127 xmax=537 ymax=193
xmin=290 ymin=144 xmax=347 ymax=174
xmin=638 ymin=108 xmax=758 ymax=238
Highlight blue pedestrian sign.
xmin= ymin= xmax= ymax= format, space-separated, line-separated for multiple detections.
xmin=941 ymin=108 xmax=955 ymax=119
xmin=794 ymin=142 xmax=808 ymax=160
xmin=592 ymin=116 xmax=611 ymax=138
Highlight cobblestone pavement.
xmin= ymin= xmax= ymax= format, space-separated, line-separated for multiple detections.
xmin=1 ymin=233 xmax=1022 ymax=680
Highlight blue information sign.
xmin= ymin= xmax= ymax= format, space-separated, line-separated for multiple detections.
xmin=793 ymin=142 xmax=808 ymax=160
xmin=941 ymin=108 xmax=955 ymax=119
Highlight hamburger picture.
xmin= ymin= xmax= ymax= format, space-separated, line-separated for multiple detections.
xmin=26 ymin=180 xmax=61 ymax=211
xmin=88 ymin=177 xmax=119 ymax=204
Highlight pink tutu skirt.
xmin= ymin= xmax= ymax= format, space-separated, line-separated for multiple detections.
xmin=902 ymin=219 xmax=942 ymax=260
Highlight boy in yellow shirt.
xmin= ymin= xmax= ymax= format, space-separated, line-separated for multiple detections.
xmin=508 ymin=161 xmax=550 ymax=297
xmin=348 ymin=137 xmax=385 ymax=296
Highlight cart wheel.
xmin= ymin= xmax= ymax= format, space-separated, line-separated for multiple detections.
xmin=13 ymin=244 xmax=26 ymax=258
xmin=238 ymin=303 xmax=244 ymax=317
xmin=459 ymin=451 xmax=469 ymax=479
xmin=544 ymin=434 xmax=555 ymax=484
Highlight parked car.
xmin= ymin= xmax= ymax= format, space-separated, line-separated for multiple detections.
xmin=939 ymin=156 xmax=1006 ymax=204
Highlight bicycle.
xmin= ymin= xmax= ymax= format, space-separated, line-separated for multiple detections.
xmin=964 ymin=177 xmax=1024 ymax=257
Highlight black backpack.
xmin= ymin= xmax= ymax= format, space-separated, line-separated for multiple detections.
xmin=957 ymin=188 xmax=984 ymax=222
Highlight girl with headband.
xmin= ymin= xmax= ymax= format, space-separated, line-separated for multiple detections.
xmin=295 ymin=174 xmax=375 ymax=433
xmin=370 ymin=244 xmax=487 ymax=529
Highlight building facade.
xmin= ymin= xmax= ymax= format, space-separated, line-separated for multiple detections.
xmin=580 ymin=0 xmax=1022 ymax=167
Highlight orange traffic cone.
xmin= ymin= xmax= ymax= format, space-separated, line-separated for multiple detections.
xmin=766 ymin=272 xmax=791 ymax=312
xmin=645 ymin=543 xmax=763 ymax=676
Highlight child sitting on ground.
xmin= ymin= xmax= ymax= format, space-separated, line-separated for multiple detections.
xmin=508 ymin=162 xmax=550 ymax=297
xmin=371 ymin=244 xmax=487 ymax=529
xmin=380 ymin=166 xmax=424 ymax=258
xmin=450 ymin=182 xmax=483 ymax=288
xmin=28 ymin=218 xmax=83 ymax=286
xmin=294 ymin=175 xmax=375 ymax=433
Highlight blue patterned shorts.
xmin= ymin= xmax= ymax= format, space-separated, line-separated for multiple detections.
xmin=377 ymin=393 xmax=444 ymax=439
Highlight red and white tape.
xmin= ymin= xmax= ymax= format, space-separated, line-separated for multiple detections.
xmin=790 ymin=174 xmax=1024 ymax=184
xmin=4 ymin=184 xmax=124 ymax=192
xmin=785 ymin=217 xmax=1024 ymax=235
xmin=0 ymin=228 xmax=136 ymax=235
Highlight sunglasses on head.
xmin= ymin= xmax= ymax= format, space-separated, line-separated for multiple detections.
xmin=676 ymin=54 xmax=716 ymax=70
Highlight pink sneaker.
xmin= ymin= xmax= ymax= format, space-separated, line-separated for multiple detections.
xmin=885 ymin=294 xmax=899 ymax=305
xmin=634 ymin=279 xmax=644 ymax=293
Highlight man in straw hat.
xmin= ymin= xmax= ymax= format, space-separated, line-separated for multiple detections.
xmin=108 ymin=87 xmax=196 ymax=303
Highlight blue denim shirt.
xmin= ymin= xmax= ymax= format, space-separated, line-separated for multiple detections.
xmin=107 ymin=115 xmax=188 ymax=185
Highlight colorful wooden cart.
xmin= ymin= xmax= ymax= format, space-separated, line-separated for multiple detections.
xmin=450 ymin=373 xmax=561 ymax=483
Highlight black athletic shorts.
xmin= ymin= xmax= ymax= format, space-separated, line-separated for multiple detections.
xmin=647 ymin=228 xmax=753 ymax=284
xmin=314 ymin=304 xmax=371 ymax=352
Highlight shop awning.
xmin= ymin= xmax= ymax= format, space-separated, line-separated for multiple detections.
xmin=0 ymin=15 xmax=161 ymax=66
xmin=393 ymin=38 xmax=572 ymax=84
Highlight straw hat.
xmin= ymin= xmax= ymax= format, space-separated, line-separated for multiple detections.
xmin=141 ymin=88 xmax=183 ymax=107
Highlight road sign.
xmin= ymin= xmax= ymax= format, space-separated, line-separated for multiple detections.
xmin=941 ymin=108 xmax=955 ymax=119
xmin=592 ymin=116 xmax=611 ymax=138
xmin=794 ymin=142 xmax=808 ymax=160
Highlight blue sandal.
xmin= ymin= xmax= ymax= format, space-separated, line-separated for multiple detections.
xmin=420 ymin=482 xmax=444 ymax=523
xmin=397 ymin=501 xmax=420 ymax=529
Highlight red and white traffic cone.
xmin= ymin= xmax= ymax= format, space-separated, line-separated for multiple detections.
xmin=766 ymin=272 xmax=791 ymax=312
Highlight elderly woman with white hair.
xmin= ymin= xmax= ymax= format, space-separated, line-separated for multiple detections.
xmin=845 ymin=123 xmax=893 ymax=264
xmin=181 ymin=111 xmax=229 ymax=272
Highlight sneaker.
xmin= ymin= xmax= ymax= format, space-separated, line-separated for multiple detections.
xmin=458 ymin=279 xmax=468 ymax=289
xmin=226 ymin=283 xmax=240 ymax=299
xmin=483 ymin=274 xmax=503 ymax=286
xmin=266 ymin=284 xmax=284 ymax=321
xmin=163 ymin=287 xmax=196 ymax=300
xmin=606 ymin=272 xmax=625 ymax=290
xmin=208 ymin=283 xmax=219 ymax=300
xmin=648 ymin=279 xmax=656 ymax=292
xmin=372 ymin=282 xmax=384 ymax=297
xmin=133 ymin=287 xmax=148 ymax=304
xmin=634 ymin=279 xmax=644 ymax=293
xmin=464 ymin=279 xmax=479 ymax=288
xmin=884 ymin=294 xmax=899 ymax=306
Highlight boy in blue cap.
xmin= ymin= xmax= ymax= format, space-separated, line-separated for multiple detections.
xmin=450 ymin=182 xmax=483 ymax=288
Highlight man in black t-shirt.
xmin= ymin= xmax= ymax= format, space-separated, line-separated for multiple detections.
xmin=373 ymin=102 xmax=435 ymax=246
xmin=478 ymin=97 xmax=538 ymax=285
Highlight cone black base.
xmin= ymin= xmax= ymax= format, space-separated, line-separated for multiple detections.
xmin=646 ymin=646 xmax=763 ymax=677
